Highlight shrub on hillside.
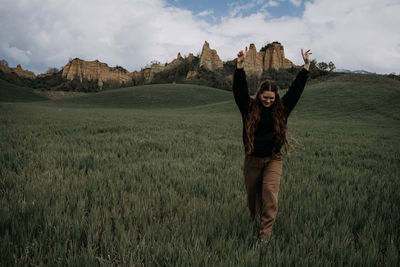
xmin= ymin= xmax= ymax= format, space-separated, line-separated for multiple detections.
xmin=185 ymin=67 xmax=232 ymax=90
xmin=152 ymin=58 xmax=199 ymax=85
xmin=386 ymin=73 xmax=400 ymax=82
xmin=308 ymin=59 xmax=337 ymax=80
xmin=261 ymin=67 xmax=298 ymax=90
xmin=0 ymin=70 xmax=28 ymax=87
xmin=223 ymin=60 xmax=236 ymax=74
xmin=30 ymin=72 xmax=65 ymax=90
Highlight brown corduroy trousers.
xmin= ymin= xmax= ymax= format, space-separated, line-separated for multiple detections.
xmin=243 ymin=154 xmax=283 ymax=239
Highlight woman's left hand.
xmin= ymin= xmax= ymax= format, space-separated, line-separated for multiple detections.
xmin=301 ymin=48 xmax=312 ymax=71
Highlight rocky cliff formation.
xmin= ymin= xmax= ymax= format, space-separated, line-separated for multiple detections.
xmin=59 ymin=52 xmax=195 ymax=87
xmin=0 ymin=63 xmax=10 ymax=74
xmin=148 ymin=52 xmax=185 ymax=83
xmin=62 ymin=58 xmax=133 ymax=86
xmin=243 ymin=42 xmax=293 ymax=76
xmin=243 ymin=44 xmax=264 ymax=79
xmin=263 ymin=42 xmax=293 ymax=70
xmin=13 ymin=64 xmax=36 ymax=79
xmin=199 ymin=41 xmax=223 ymax=71
xmin=1 ymin=40 xmax=296 ymax=91
xmin=131 ymin=52 xmax=188 ymax=84
xmin=0 ymin=63 xmax=36 ymax=79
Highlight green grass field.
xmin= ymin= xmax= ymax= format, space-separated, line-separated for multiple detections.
xmin=1 ymin=75 xmax=399 ymax=266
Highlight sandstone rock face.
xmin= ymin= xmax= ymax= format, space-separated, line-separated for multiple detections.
xmin=165 ymin=53 xmax=185 ymax=71
xmin=199 ymin=41 xmax=223 ymax=71
xmin=243 ymin=42 xmax=293 ymax=75
xmin=145 ymin=64 xmax=164 ymax=84
xmin=1 ymin=40 xmax=297 ymax=91
xmin=0 ymin=63 xmax=11 ymax=73
xmin=186 ymin=70 xmax=198 ymax=79
xmin=97 ymin=79 xmax=104 ymax=90
xmin=62 ymin=58 xmax=133 ymax=85
xmin=12 ymin=64 xmax=36 ymax=79
xmin=176 ymin=52 xmax=183 ymax=61
xmin=57 ymin=41 xmax=293 ymax=90
xmin=263 ymin=42 xmax=293 ymax=70
xmin=141 ymin=68 xmax=152 ymax=84
xmin=0 ymin=62 xmax=36 ymax=79
xmin=244 ymin=43 xmax=264 ymax=79
xmin=131 ymin=71 xmax=145 ymax=85
xmin=186 ymin=53 xmax=195 ymax=64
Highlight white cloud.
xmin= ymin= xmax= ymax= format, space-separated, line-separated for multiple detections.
xmin=289 ymin=0 xmax=302 ymax=7
xmin=268 ymin=1 xmax=279 ymax=7
xmin=299 ymin=0 xmax=400 ymax=73
xmin=0 ymin=0 xmax=209 ymax=73
xmin=197 ymin=9 xmax=214 ymax=17
xmin=0 ymin=0 xmax=399 ymax=74
xmin=229 ymin=0 xmax=267 ymax=17
xmin=259 ymin=0 xmax=278 ymax=13
xmin=216 ymin=0 xmax=400 ymax=74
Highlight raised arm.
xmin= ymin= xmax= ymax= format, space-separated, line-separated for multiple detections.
xmin=282 ymin=48 xmax=312 ymax=115
xmin=232 ymin=47 xmax=250 ymax=116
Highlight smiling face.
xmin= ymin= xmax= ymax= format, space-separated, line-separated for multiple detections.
xmin=260 ymin=90 xmax=276 ymax=108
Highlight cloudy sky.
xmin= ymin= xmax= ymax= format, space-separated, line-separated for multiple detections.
xmin=1 ymin=0 xmax=399 ymax=74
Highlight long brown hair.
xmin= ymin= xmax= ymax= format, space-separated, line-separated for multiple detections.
xmin=245 ymin=80 xmax=294 ymax=155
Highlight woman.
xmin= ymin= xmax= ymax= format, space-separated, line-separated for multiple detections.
xmin=233 ymin=47 xmax=311 ymax=241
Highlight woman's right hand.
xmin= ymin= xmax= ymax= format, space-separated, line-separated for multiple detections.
xmin=237 ymin=46 xmax=247 ymax=69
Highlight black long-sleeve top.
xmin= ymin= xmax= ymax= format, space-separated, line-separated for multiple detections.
xmin=232 ymin=68 xmax=309 ymax=157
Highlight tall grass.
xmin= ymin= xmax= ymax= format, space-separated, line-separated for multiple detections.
xmin=0 ymin=77 xmax=399 ymax=265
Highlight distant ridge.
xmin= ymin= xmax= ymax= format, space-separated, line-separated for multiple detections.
xmin=0 ymin=41 xmax=295 ymax=92
xmin=335 ymin=69 xmax=373 ymax=74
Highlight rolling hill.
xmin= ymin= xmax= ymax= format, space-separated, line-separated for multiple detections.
xmin=294 ymin=73 xmax=400 ymax=121
xmin=1 ymin=73 xmax=399 ymax=122
xmin=49 ymin=83 xmax=232 ymax=109
xmin=0 ymin=79 xmax=48 ymax=102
